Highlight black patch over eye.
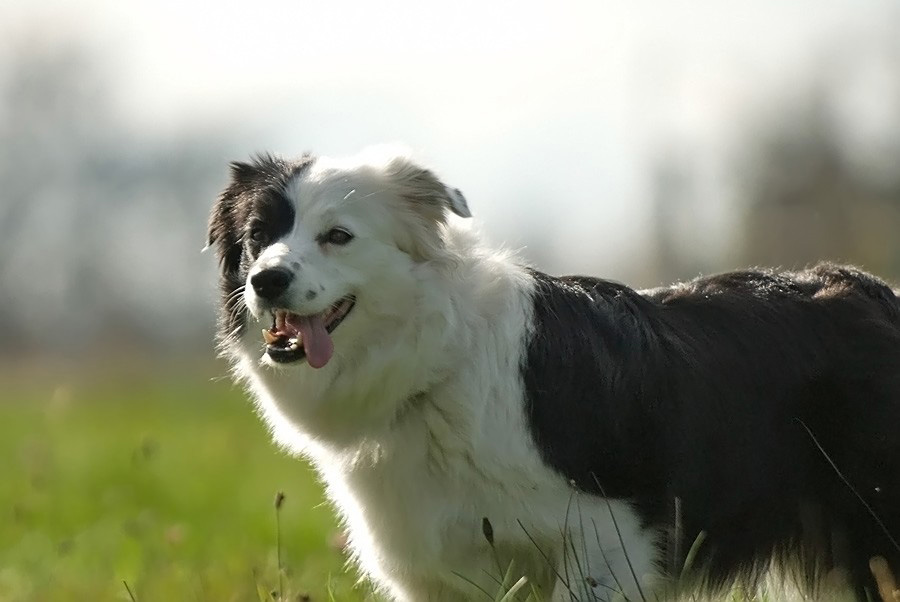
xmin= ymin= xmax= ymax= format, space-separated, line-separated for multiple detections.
xmin=245 ymin=191 xmax=295 ymax=253
xmin=320 ymin=227 xmax=354 ymax=246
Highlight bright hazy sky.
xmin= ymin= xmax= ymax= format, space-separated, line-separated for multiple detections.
xmin=4 ymin=0 xmax=898 ymax=278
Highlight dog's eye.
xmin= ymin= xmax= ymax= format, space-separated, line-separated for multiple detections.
xmin=248 ymin=227 xmax=267 ymax=244
xmin=323 ymin=228 xmax=354 ymax=246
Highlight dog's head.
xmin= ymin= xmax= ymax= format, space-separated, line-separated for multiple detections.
xmin=207 ymin=147 xmax=471 ymax=375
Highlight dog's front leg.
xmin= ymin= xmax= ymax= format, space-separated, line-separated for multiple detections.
xmin=549 ymin=533 xmax=658 ymax=602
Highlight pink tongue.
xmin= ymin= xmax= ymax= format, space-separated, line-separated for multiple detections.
xmin=287 ymin=314 xmax=334 ymax=369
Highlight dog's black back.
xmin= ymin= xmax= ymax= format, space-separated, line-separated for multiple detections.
xmin=523 ymin=262 xmax=900 ymax=598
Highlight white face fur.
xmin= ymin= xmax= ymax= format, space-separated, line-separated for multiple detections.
xmin=244 ymin=165 xmax=417 ymax=368
xmin=211 ymin=148 xmax=472 ymax=446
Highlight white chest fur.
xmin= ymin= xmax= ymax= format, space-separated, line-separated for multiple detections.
xmin=234 ymin=232 xmax=658 ymax=600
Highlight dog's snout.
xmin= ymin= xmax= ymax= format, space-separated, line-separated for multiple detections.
xmin=251 ymin=268 xmax=293 ymax=300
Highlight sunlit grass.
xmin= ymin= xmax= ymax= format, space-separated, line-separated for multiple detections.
xmin=0 ymin=361 xmax=885 ymax=601
xmin=0 ymin=363 xmax=368 ymax=602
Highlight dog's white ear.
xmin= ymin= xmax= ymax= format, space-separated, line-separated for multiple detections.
xmin=379 ymin=155 xmax=472 ymax=261
xmin=384 ymin=155 xmax=472 ymax=220
xmin=444 ymin=186 xmax=471 ymax=218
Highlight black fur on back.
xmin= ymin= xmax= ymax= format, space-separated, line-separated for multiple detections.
xmin=206 ymin=153 xmax=313 ymax=340
xmin=523 ymin=262 xmax=900 ymax=598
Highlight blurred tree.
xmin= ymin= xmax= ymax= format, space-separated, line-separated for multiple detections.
xmin=0 ymin=37 xmax=238 ymax=355
xmin=647 ymin=149 xmax=696 ymax=284
xmin=734 ymin=79 xmax=900 ymax=281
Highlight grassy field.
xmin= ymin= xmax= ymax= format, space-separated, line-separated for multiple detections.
xmin=0 ymin=360 xmax=882 ymax=602
xmin=0 ymin=360 xmax=369 ymax=602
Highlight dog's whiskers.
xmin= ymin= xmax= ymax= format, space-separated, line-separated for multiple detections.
xmin=227 ymin=299 xmax=248 ymax=319
xmin=221 ymin=285 xmax=249 ymax=330
xmin=359 ymin=189 xmax=387 ymax=200
xmin=224 ymin=285 xmax=246 ymax=304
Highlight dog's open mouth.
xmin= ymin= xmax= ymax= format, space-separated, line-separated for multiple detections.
xmin=262 ymin=296 xmax=355 ymax=368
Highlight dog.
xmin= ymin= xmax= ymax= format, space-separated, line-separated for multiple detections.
xmin=208 ymin=146 xmax=900 ymax=601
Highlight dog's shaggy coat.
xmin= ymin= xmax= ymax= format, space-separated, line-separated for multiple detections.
xmin=208 ymin=147 xmax=900 ymax=601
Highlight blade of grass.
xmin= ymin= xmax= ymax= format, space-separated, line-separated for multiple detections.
xmin=592 ymin=474 xmax=648 ymax=602
xmin=275 ymin=491 xmax=286 ymax=601
xmin=123 ymin=580 xmax=137 ymax=602
xmin=591 ymin=517 xmax=628 ymax=600
xmin=517 ymin=518 xmax=577 ymax=600
xmin=498 ymin=576 xmax=529 ymax=602
xmin=680 ymin=531 xmax=707 ymax=579
xmin=452 ymin=570 xmax=496 ymax=600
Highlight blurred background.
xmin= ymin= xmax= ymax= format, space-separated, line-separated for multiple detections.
xmin=1 ymin=1 xmax=899 ymax=600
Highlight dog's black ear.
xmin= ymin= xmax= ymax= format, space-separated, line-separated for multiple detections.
xmin=207 ymin=161 xmax=256 ymax=276
xmin=207 ymin=153 xmax=308 ymax=269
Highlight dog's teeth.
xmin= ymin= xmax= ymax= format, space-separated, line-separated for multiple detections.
xmin=263 ymin=329 xmax=279 ymax=345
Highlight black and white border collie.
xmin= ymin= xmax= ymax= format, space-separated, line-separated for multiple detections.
xmin=208 ymin=146 xmax=900 ymax=601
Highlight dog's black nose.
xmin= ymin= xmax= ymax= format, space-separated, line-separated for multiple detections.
xmin=251 ymin=268 xmax=293 ymax=300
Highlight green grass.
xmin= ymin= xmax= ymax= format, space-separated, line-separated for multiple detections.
xmin=0 ymin=362 xmax=368 ymax=602
xmin=0 ymin=362 xmax=866 ymax=602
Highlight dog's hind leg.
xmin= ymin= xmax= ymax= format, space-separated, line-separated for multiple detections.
xmin=870 ymin=556 xmax=900 ymax=602
xmin=819 ymin=409 xmax=900 ymax=599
